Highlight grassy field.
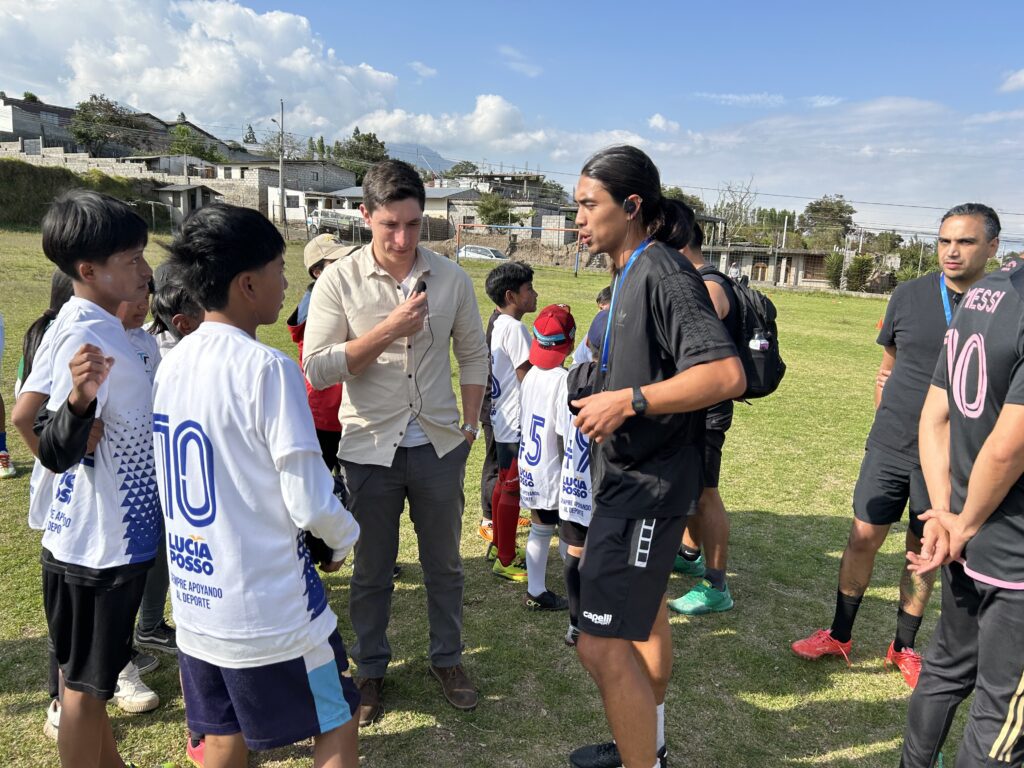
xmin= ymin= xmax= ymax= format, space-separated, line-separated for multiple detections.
xmin=0 ymin=229 xmax=965 ymax=767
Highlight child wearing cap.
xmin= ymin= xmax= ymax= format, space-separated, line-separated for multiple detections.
xmin=288 ymin=234 xmax=355 ymax=473
xmin=517 ymin=304 xmax=576 ymax=611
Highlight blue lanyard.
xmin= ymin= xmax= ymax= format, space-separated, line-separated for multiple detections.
xmin=939 ymin=274 xmax=953 ymax=326
xmin=600 ymin=238 xmax=653 ymax=373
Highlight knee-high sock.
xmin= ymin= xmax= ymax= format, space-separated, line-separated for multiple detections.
xmin=526 ymin=522 xmax=555 ymax=596
xmin=492 ymin=459 xmax=521 ymax=566
xmin=558 ymin=537 xmax=569 ymax=561
xmin=564 ymin=553 xmax=581 ymax=627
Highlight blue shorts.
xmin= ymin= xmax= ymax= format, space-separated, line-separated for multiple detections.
xmin=178 ymin=629 xmax=360 ymax=750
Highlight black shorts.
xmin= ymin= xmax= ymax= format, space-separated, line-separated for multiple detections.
xmin=42 ymin=567 xmax=147 ymax=700
xmin=578 ymin=515 xmax=687 ymax=641
xmin=534 ymin=508 xmax=559 ymax=525
xmin=703 ymin=429 xmax=726 ymax=489
xmin=852 ymin=445 xmax=929 ymax=537
xmin=560 ymin=519 xmax=589 ymax=547
xmin=495 ymin=441 xmax=518 ymax=470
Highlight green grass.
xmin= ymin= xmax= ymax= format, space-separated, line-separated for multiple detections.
xmin=0 ymin=230 xmax=966 ymax=766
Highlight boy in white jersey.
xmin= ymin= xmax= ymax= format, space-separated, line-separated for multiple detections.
xmin=485 ymin=261 xmax=538 ymax=581
xmin=156 ymin=203 xmax=361 ymax=767
xmin=519 ymin=304 xmax=576 ymax=612
xmin=560 ymin=311 xmax=607 ymax=646
xmin=32 ymin=189 xmax=157 ymax=768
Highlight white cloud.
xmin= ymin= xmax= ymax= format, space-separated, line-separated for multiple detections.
xmin=803 ymin=95 xmax=843 ymax=108
xmin=0 ymin=0 xmax=397 ymax=143
xmin=409 ymin=61 xmax=437 ymax=79
xmin=999 ymin=68 xmax=1024 ymax=92
xmin=647 ymin=113 xmax=680 ymax=133
xmin=966 ymin=109 xmax=1024 ymax=125
xmin=498 ymin=45 xmax=542 ymax=78
xmin=694 ymin=92 xmax=786 ymax=108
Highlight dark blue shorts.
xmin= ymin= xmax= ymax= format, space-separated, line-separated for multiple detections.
xmin=178 ymin=629 xmax=360 ymax=750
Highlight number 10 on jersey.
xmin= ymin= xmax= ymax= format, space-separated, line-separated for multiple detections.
xmin=153 ymin=413 xmax=218 ymax=527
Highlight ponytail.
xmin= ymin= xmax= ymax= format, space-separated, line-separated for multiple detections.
xmin=655 ymin=198 xmax=695 ymax=250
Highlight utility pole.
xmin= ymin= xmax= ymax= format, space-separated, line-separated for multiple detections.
xmin=917 ymin=240 xmax=925 ymax=276
xmin=781 ymin=215 xmax=788 ymax=249
xmin=279 ymin=99 xmax=286 ymax=231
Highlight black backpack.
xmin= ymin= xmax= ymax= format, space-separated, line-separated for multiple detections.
xmin=699 ymin=266 xmax=786 ymax=399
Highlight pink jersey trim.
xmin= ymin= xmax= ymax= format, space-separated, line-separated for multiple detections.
xmin=961 ymin=558 xmax=1024 ymax=590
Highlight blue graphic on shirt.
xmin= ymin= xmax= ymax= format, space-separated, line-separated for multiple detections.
xmin=297 ymin=532 xmax=328 ymax=621
xmin=114 ymin=409 xmax=162 ymax=562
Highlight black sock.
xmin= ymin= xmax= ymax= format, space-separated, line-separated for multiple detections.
xmin=893 ymin=608 xmax=923 ymax=652
xmin=829 ymin=591 xmax=862 ymax=644
xmin=679 ymin=545 xmax=701 ymax=561
xmin=564 ymin=554 xmax=581 ymax=627
xmin=705 ymin=567 xmax=727 ymax=591
xmin=189 ymin=731 xmax=204 ymax=747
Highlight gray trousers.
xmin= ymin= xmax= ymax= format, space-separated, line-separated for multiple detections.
xmin=341 ymin=441 xmax=470 ymax=678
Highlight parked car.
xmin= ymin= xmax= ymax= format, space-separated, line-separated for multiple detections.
xmin=456 ymin=245 xmax=508 ymax=261
xmin=307 ymin=208 xmax=365 ymax=236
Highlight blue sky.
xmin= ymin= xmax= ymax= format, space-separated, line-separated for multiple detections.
xmin=2 ymin=0 xmax=1023 ymax=242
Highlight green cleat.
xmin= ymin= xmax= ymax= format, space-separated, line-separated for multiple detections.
xmin=673 ymin=551 xmax=705 ymax=577
xmin=668 ymin=580 xmax=734 ymax=615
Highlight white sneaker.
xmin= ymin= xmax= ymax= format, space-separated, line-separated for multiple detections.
xmin=43 ymin=699 xmax=60 ymax=740
xmin=114 ymin=661 xmax=159 ymax=713
xmin=0 ymin=451 xmax=15 ymax=479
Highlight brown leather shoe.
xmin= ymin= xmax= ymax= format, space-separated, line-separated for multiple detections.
xmin=355 ymin=676 xmax=384 ymax=726
xmin=428 ymin=663 xmax=478 ymax=711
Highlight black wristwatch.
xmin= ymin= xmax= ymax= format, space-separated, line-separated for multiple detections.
xmin=631 ymin=386 xmax=648 ymax=416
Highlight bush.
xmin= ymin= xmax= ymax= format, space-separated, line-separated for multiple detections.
xmin=0 ymin=159 xmax=169 ymax=228
xmin=845 ymin=254 xmax=875 ymax=293
xmin=825 ymin=252 xmax=844 ymax=289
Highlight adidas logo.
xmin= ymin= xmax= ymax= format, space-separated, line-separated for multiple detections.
xmin=583 ymin=610 xmax=613 ymax=626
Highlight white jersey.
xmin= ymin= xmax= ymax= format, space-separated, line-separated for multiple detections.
xmin=127 ymin=327 xmax=160 ymax=383
xmin=42 ymin=297 xmax=161 ymax=569
xmin=518 ymin=366 xmax=567 ymax=510
xmin=558 ymin=365 xmax=594 ymax=527
xmin=489 ymin=313 xmax=531 ymax=443
xmin=153 ymin=322 xmax=359 ymax=668
xmin=21 ymin=325 xmax=57 ymax=531
xmin=143 ymin=321 xmax=180 ymax=360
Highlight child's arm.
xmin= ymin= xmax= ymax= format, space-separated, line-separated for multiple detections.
xmin=38 ymin=344 xmax=111 ymax=473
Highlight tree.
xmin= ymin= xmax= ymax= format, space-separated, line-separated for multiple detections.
xmin=709 ymin=177 xmax=757 ymax=235
xmin=798 ymin=194 xmax=856 ymax=249
xmin=539 ymin=179 xmax=567 ymax=203
xmin=70 ymin=94 xmax=150 ymax=156
xmin=845 ymin=254 xmax=875 ymax=292
xmin=335 ymin=127 xmax=388 ymax=183
xmin=305 ymin=136 xmax=315 ymax=160
xmin=873 ymin=230 xmax=903 ymax=254
xmin=176 ymin=111 xmax=187 ymax=123
xmin=243 ymin=124 xmax=257 ymax=144
xmin=825 ymin=252 xmax=844 ymax=289
xmin=477 ymin=192 xmax=525 ymax=227
xmin=661 ymin=185 xmax=705 ymax=215
xmin=260 ymin=130 xmax=304 ymax=160
xmin=168 ymin=124 xmax=225 ymax=163
xmin=444 ymin=160 xmax=479 ymax=178
xmin=22 ymin=91 xmax=40 ymax=103
xmin=316 ymin=135 xmax=326 ymax=160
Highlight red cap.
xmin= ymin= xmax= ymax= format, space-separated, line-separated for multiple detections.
xmin=529 ymin=304 xmax=576 ymax=368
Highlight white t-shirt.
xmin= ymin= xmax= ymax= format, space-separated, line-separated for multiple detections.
xmin=21 ymin=326 xmax=56 ymax=531
xmin=489 ymin=313 xmax=531 ymax=444
xmin=142 ymin=321 xmax=179 ymax=360
xmin=518 ymin=366 xmax=567 ymax=511
xmin=558 ymin=365 xmax=594 ymax=528
xmin=127 ymin=327 xmax=160 ymax=383
xmin=153 ymin=322 xmax=359 ymax=668
xmin=571 ymin=340 xmax=592 ymax=367
xmin=41 ymin=297 xmax=161 ymax=569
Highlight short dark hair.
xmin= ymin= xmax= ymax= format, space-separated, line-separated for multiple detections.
xmin=941 ymin=203 xmax=1001 ymax=241
xmin=149 ymin=261 xmax=203 ymax=339
xmin=595 ymin=286 xmax=612 ymax=306
xmin=42 ymin=189 xmax=148 ymax=279
xmin=690 ymin=222 xmax=704 ymax=251
xmin=485 ymin=261 xmax=534 ymax=307
xmin=166 ymin=203 xmax=284 ymax=311
xmin=362 ymin=159 xmax=425 ymax=213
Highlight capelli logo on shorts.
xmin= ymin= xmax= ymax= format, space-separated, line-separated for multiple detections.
xmin=583 ymin=611 xmax=613 ymax=626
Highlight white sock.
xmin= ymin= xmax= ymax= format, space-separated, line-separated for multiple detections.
xmin=656 ymin=702 xmax=665 ymax=750
xmin=526 ymin=522 xmax=555 ymax=596
xmin=558 ymin=537 xmax=569 ymax=562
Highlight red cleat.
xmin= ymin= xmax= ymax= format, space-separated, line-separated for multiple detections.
xmin=885 ymin=642 xmax=922 ymax=689
xmin=186 ymin=734 xmax=205 ymax=768
xmin=791 ymin=629 xmax=852 ymax=667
